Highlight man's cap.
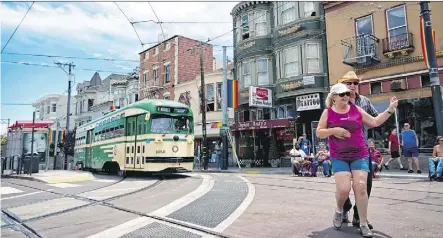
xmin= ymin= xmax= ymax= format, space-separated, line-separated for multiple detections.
xmin=337 ymin=71 xmax=362 ymax=83
xmin=330 ymin=83 xmax=351 ymax=94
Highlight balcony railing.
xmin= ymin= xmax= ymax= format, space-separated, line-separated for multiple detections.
xmin=382 ymin=33 xmax=414 ymax=55
xmin=341 ymin=34 xmax=380 ymax=67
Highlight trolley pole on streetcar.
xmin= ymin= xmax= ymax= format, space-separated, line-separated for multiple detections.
xmin=420 ymin=2 xmax=443 ymax=136
xmin=55 ymin=62 xmax=75 ymax=170
xmin=221 ymin=46 xmax=229 ymax=170
xmin=199 ymin=41 xmax=208 ymax=170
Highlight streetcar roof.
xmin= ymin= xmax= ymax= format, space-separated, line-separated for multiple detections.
xmin=77 ymin=99 xmax=192 ymax=131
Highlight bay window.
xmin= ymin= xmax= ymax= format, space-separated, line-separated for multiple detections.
xmin=306 ymin=43 xmax=320 ymax=73
xmin=236 ymin=17 xmax=242 ymax=43
xmin=243 ymin=62 xmax=251 ymax=87
xmin=303 ymin=2 xmax=316 ymax=17
xmin=257 ymin=58 xmax=269 ymax=85
xmin=283 ymin=46 xmax=300 ymax=77
xmin=255 ymin=10 xmax=267 ymax=36
xmin=281 ymin=2 xmax=297 ymax=25
xmin=241 ymin=14 xmax=249 ymax=40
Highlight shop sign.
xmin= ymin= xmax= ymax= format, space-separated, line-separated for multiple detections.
xmin=231 ymin=119 xmax=291 ymax=131
xmin=280 ymin=81 xmax=304 ymax=91
xmin=238 ymin=41 xmax=256 ymax=51
xmin=278 ymin=24 xmax=302 ymax=37
xmin=296 ymin=93 xmax=321 ymax=111
xmin=249 ymin=86 xmax=272 ymax=108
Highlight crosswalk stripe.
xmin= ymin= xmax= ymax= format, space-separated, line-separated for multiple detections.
xmin=47 ymin=183 xmax=82 ymax=188
xmin=0 ymin=187 xmax=24 ymax=195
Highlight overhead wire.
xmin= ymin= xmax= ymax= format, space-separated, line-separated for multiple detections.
xmin=1 ymin=61 xmax=132 ymax=74
xmin=1 ymin=52 xmax=140 ymax=63
xmin=147 ymin=2 xmax=166 ymax=41
xmin=114 ymin=2 xmax=144 ymax=47
xmin=1 ymin=2 xmax=35 ymax=53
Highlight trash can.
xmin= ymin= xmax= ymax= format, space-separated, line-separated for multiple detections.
xmin=22 ymin=155 xmax=39 ymax=174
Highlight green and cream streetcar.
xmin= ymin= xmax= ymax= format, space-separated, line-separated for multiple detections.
xmin=74 ymin=99 xmax=194 ymax=175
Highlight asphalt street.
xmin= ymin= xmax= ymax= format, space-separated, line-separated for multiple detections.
xmin=1 ymin=172 xmax=442 ymax=238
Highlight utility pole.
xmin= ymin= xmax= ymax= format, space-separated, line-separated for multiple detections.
xmin=420 ymin=2 xmax=443 ymax=136
xmin=45 ymin=126 xmax=50 ymax=172
xmin=29 ymin=111 xmax=36 ymax=175
xmin=199 ymin=41 xmax=208 ymax=170
xmin=55 ymin=62 xmax=75 ymax=170
xmin=221 ymin=46 xmax=228 ymax=170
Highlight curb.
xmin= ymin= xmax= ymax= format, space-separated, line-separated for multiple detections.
xmin=1 ymin=175 xmax=46 ymax=183
xmin=192 ymin=169 xmax=428 ymax=180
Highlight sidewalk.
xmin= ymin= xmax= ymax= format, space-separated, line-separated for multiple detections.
xmin=193 ymin=167 xmax=429 ymax=180
xmin=1 ymin=170 xmax=95 ymax=184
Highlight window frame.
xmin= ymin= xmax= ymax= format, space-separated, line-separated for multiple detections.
xmin=256 ymin=58 xmax=269 ymax=85
xmin=386 ymin=4 xmax=408 ymax=46
xmin=216 ymin=82 xmax=222 ymax=111
xmin=303 ymin=2 xmax=316 ymax=17
xmin=281 ymin=1 xmax=298 ymax=25
xmin=355 ymin=15 xmax=374 ymax=37
xmin=164 ymin=64 xmax=170 ymax=84
xmin=306 ymin=43 xmax=320 ymax=74
xmin=255 ymin=10 xmax=267 ymax=36
xmin=243 ymin=61 xmax=252 ymax=87
xmin=283 ymin=46 xmax=300 ymax=78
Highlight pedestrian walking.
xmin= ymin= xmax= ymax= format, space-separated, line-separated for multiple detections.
xmin=337 ymin=71 xmax=379 ymax=229
xmin=383 ymin=128 xmax=406 ymax=170
xmin=400 ymin=123 xmax=421 ymax=173
xmin=316 ymin=83 xmax=397 ymax=238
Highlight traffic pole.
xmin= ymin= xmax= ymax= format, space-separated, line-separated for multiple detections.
xmin=420 ymin=1 xmax=443 ymax=136
xmin=221 ymin=46 xmax=229 ymax=170
xmin=29 ymin=111 xmax=36 ymax=176
xmin=199 ymin=42 xmax=208 ymax=170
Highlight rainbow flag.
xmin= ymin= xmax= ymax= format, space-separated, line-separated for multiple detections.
xmin=211 ymin=122 xmax=222 ymax=128
xmin=420 ymin=15 xmax=436 ymax=68
xmin=227 ymin=79 xmax=238 ymax=109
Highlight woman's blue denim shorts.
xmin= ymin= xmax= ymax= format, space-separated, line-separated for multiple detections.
xmin=330 ymin=157 xmax=370 ymax=173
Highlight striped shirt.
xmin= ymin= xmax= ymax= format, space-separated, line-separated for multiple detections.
xmin=354 ymin=93 xmax=379 ymax=140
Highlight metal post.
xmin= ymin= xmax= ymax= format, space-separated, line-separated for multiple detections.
xmin=199 ymin=42 xmax=208 ymax=170
xmin=420 ymin=2 xmax=443 ymax=136
xmin=29 ymin=111 xmax=36 ymax=176
xmin=45 ymin=126 xmax=50 ymax=172
xmin=394 ymin=108 xmax=402 ymax=155
xmin=53 ymin=121 xmax=59 ymax=170
xmin=65 ymin=63 xmax=74 ymax=170
xmin=221 ymin=46 xmax=229 ymax=170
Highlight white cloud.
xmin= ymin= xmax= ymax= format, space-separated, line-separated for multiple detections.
xmin=1 ymin=1 xmax=237 ymax=60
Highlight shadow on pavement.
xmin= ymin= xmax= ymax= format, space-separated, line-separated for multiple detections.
xmin=308 ymin=226 xmax=394 ymax=238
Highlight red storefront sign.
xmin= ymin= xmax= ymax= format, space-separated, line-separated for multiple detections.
xmin=231 ymin=119 xmax=293 ymax=131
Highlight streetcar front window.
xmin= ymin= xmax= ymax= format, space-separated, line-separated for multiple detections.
xmin=150 ymin=115 xmax=191 ymax=134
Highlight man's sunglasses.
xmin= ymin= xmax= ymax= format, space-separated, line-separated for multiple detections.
xmin=345 ymin=82 xmax=359 ymax=86
xmin=337 ymin=92 xmax=350 ymax=97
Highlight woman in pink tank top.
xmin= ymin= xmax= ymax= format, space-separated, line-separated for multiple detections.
xmin=316 ymin=83 xmax=398 ymax=237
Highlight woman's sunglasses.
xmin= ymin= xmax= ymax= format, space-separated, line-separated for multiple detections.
xmin=345 ymin=82 xmax=359 ymax=86
xmin=337 ymin=92 xmax=351 ymax=97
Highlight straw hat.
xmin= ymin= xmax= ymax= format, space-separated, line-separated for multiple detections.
xmin=337 ymin=71 xmax=362 ymax=83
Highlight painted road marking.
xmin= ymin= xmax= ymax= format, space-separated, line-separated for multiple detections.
xmin=212 ymin=175 xmax=256 ymax=232
xmin=93 ymin=179 xmax=117 ymax=183
xmin=48 ymin=183 xmax=82 ymax=188
xmin=46 ymin=176 xmax=94 ymax=184
xmin=0 ymin=187 xmax=24 ymax=195
xmin=87 ymin=174 xmax=214 ymax=238
xmin=7 ymin=197 xmax=89 ymax=220
xmin=1 ymin=191 xmax=43 ymax=201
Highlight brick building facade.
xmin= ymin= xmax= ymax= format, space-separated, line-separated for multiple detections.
xmin=139 ymin=35 xmax=213 ymax=101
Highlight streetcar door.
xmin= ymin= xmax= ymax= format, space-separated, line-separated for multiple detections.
xmin=125 ymin=116 xmax=137 ymax=168
xmin=134 ymin=114 xmax=145 ymax=169
xmin=85 ymin=129 xmax=93 ymax=168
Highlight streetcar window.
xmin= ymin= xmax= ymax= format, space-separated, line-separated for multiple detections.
xmin=131 ymin=157 xmax=133 ymax=164
xmin=126 ymin=157 xmax=129 ymax=163
xmin=136 ymin=157 xmax=140 ymax=164
xmin=150 ymin=115 xmax=191 ymax=134
xmin=137 ymin=146 xmax=140 ymax=153
xmin=143 ymin=146 xmax=145 ymax=153
xmin=132 ymin=146 xmax=134 ymax=153
xmin=126 ymin=147 xmax=129 ymax=153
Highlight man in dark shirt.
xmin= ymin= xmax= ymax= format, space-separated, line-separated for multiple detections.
xmin=338 ymin=71 xmax=378 ymax=230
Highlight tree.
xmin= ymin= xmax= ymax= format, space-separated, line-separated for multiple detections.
xmin=63 ymin=128 xmax=76 ymax=156
xmin=1 ymin=135 xmax=7 ymax=146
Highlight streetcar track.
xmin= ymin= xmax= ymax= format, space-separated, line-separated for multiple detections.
xmin=2 ymin=210 xmax=43 ymax=238
xmin=245 ymin=175 xmax=443 ymax=195
xmin=1 ymin=174 xmax=234 ymax=238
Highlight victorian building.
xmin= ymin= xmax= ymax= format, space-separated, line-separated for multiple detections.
xmin=324 ymin=1 xmax=443 ymax=152
xmin=231 ymin=1 xmax=328 ymax=167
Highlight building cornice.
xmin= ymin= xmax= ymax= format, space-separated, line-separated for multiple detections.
xmin=231 ymin=1 xmax=271 ymax=17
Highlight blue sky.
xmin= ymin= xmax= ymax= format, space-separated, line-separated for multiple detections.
xmin=1 ymin=1 xmax=236 ymax=135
